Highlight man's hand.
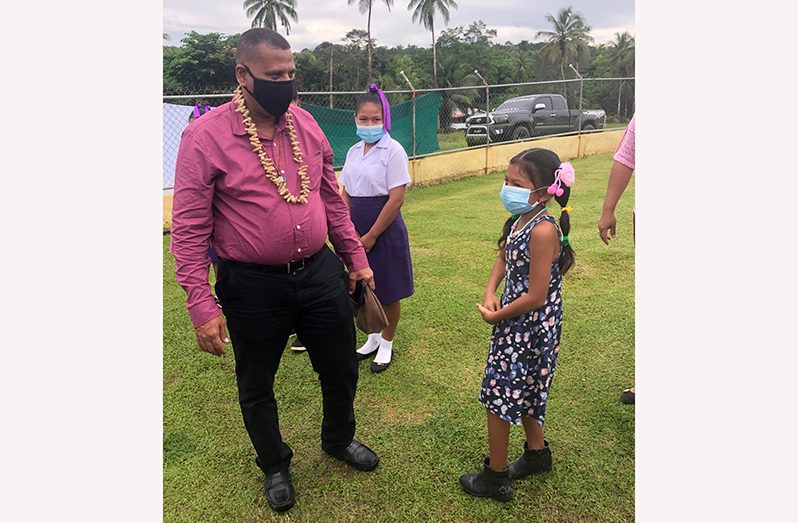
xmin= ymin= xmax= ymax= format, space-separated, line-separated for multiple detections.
xmin=476 ymin=303 xmax=501 ymax=325
xmin=348 ymin=267 xmax=375 ymax=293
xmin=359 ymin=233 xmax=376 ymax=253
xmin=597 ymin=210 xmax=617 ymax=245
xmin=195 ymin=314 xmax=230 ymax=356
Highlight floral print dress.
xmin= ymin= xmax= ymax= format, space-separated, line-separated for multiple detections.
xmin=479 ymin=214 xmax=563 ymax=426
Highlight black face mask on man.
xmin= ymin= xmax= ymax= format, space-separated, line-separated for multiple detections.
xmin=241 ymin=64 xmax=294 ymax=117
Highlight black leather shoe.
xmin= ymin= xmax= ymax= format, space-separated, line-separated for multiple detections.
xmin=459 ymin=458 xmax=514 ymax=502
xmin=263 ymin=469 xmax=295 ymax=513
xmin=508 ymin=440 xmax=552 ymax=480
xmin=324 ymin=439 xmax=379 ymax=471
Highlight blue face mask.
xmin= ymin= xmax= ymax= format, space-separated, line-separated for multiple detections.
xmin=356 ymin=125 xmax=385 ymax=144
xmin=500 ymin=185 xmax=542 ymax=215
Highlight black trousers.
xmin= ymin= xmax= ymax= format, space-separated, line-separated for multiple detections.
xmin=215 ymin=246 xmax=358 ymax=474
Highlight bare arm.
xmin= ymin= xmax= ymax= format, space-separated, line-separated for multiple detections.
xmin=477 ymin=222 xmax=558 ymax=324
xmin=482 ymin=249 xmax=506 ymax=311
xmin=598 ymin=160 xmax=634 ymax=244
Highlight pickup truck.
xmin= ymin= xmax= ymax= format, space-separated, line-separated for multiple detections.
xmin=464 ymin=94 xmax=606 ymax=146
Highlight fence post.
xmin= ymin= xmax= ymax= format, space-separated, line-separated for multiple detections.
xmin=399 ymin=71 xmax=417 ymax=161
xmin=474 ymin=69 xmax=489 ymax=176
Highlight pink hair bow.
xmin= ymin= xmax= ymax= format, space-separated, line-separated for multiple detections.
xmin=369 ymin=83 xmax=391 ymax=131
xmin=547 ymin=162 xmax=575 ymax=197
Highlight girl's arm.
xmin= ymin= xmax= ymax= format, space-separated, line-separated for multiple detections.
xmin=360 ymin=185 xmax=405 ymax=252
xmin=478 ymin=221 xmax=558 ymax=324
xmin=482 ymin=249 xmax=506 ymax=311
xmin=342 ymin=187 xmax=351 ymax=208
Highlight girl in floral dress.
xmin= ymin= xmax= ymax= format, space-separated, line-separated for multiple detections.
xmin=460 ymin=148 xmax=576 ymax=502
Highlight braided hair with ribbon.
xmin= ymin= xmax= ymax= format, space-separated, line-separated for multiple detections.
xmin=498 ymin=148 xmax=576 ymax=275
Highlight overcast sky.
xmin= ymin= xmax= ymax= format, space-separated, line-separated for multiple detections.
xmin=164 ymin=0 xmax=635 ymax=51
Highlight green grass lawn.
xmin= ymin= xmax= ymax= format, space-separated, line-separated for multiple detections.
xmin=438 ymin=131 xmax=468 ymax=151
xmin=163 ymin=152 xmax=635 ymax=522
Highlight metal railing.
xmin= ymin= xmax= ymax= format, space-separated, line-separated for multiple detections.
xmin=163 ymin=77 xmax=635 ymax=190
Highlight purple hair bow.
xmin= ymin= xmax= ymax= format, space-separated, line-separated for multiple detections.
xmin=193 ymin=103 xmax=211 ymax=119
xmin=369 ymin=83 xmax=391 ymax=131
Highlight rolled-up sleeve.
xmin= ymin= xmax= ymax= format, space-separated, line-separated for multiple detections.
xmin=319 ymin=136 xmax=369 ymax=272
xmin=170 ymin=129 xmax=221 ymax=328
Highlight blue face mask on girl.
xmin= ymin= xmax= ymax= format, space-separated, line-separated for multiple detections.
xmin=356 ymin=125 xmax=385 ymax=144
xmin=500 ymin=185 xmax=544 ymax=215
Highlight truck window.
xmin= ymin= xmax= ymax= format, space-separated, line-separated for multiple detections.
xmin=535 ymin=97 xmax=552 ymax=110
xmin=551 ymin=96 xmax=566 ymax=111
xmin=495 ymin=99 xmax=534 ymax=112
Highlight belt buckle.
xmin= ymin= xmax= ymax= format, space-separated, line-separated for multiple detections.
xmin=288 ymin=258 xmax=306 ymax=274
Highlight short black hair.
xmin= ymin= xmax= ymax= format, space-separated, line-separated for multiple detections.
xmin=235 ymin=28 xmax=291 ymax=64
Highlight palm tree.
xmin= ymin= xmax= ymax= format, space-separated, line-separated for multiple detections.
xmin=244 ymin=0 xmax=299 ymax=35
xmin=607 ymin=31 xmax=635 ymax=116
xmin=407 ymin=0 xmax=459 ymax=87
xmin=535 ymin=6 xmax=592 ymax=101
xmin=348 ymin=0 xmax=394 ymax=83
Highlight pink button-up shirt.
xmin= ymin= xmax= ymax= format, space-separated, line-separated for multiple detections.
xmin=171 ymin=101 xmax=368 ymax=328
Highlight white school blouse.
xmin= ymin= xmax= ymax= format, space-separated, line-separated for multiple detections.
xmin=339 ymin=132 xmax=412 ymax=197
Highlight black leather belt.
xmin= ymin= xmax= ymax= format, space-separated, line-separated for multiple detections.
xmin=221 ymin=249 xmax=323 ymax=274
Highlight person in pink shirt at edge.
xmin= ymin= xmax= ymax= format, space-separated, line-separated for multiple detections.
xmin=597 ymin=113 xmax=636 ymax=405
xmin=170 ymin=28 xmax=378 ymax=514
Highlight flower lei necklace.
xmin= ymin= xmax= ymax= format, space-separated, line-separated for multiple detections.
xmin=233 ymin=85 xmax=310 ymax=204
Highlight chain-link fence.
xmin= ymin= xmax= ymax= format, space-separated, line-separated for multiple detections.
xmin=163 ymin=77 xmax=634 ymax=190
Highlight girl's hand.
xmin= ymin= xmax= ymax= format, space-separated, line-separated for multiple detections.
xmin=482 ymin=292 xmax=500 ymax=312
xmin=359 ymin=233 xmax=376 ymax=253
xmin=476 ymin=303 xmax=501 ymax=325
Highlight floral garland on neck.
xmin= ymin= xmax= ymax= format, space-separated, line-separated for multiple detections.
xmin=233 ymin=85 xmax=310 ymax=204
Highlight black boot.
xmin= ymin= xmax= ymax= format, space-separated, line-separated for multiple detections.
xmin=459 ymin=458 xmax=514 ymax=502
xmin=508 ymin=440 xmax=552 ymax=480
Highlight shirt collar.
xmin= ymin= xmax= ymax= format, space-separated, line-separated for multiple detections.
xmin=231 ymin=100 xmax=290 ymax=138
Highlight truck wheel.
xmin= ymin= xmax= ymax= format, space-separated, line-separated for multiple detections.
xmin=511 ymin=126 xmax=530 ymax=140
xmin=582 ymin=123 xmax=595 ymax=131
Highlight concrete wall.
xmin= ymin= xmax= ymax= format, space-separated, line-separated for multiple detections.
xmin=163 ymin=130 xmax=624 ymax=230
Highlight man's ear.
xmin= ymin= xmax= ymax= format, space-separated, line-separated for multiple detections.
xmin=234 ymin=64 xmax=248 ymax=86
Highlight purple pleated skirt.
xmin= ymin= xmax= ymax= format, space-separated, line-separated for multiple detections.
xmin=350 ymin=195 xmax=414 ymax=305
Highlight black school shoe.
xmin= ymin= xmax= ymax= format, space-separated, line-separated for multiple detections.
xmin=459 ymin=458 xmax=514 ymax=502
xmin=370 ymin=357 xmax=392 ymax=373
xmin=323 ymin=439 xmax=380 ymax=471
xmin=508 ymin=441 xmax=552 ymax=480
xmin=620 ymin=388 xmax=635 ymax=404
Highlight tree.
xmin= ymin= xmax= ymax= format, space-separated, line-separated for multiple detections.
xmin=407 ymin=0 xmax=459 ymax=87
xmin=348 ymin=0 xmax=394 ymax=83
xmin=607 ymin=31 xmax=635 ymax=116
xmin=163 ymin=32 xmax=240 ymax=94
xmin=535 ymin=6 xmax=593 ymax=102
xmin=243 ymin=0 xmax=298 ymax=35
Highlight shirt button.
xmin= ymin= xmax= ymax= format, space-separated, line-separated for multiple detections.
xmin=297 ymin=248 xmax=302 ymax=253
xmin=296 ymin=225 xmax=301 ymax=230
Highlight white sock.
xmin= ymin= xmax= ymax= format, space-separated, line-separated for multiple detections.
xmin=356 ymin=333 xmax=381 ymax=355
xmin=373 ymin=337 xmax=393 ymax=364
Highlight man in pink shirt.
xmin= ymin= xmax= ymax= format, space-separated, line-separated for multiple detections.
xmin=598 ymin=114 xmax=636 ymax=405
xmin=171 ymin=28 xmax=377 ymax=513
